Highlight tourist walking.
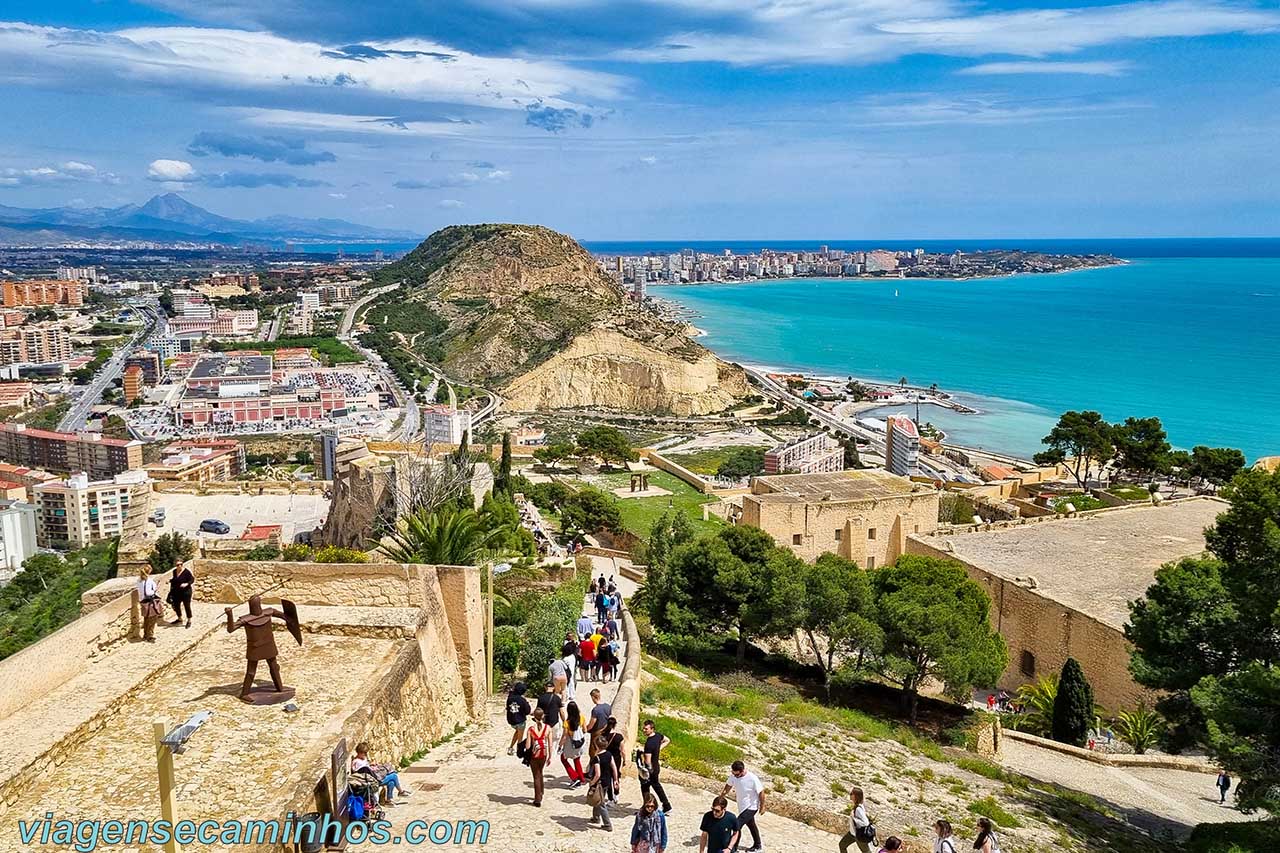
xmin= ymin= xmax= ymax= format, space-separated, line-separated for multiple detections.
xmin=505 ymin=681 xmax=531 ymax=755
xmin=595 ymin=589 xmax=608 ymax=623
xmin=577 ymin=612 xmax=594 ymax=638
xmin=933 ymin=820 xmax=958 ymax=853
xmin=550 ymin=654 xmax=570 ymax=698
xmin=579 ymin=633 xmax=598 ymax=681
xmin=631 ymin=793 xmax=668 ymax=853
xmin=136 ymin=566 xmax=162 ymax=642
xmin=972 ymin=817 xmax=1000 ymax=853
xmin=586 ymin=734 xmax=618 ymax=831
xmin=1216 ymin=770 xmax=1232 ymax=804
xmin=586 ymin=689 xmax=611 ymax=756
xmin=839 ymin=785 xmax=873 ymax=852
xmin=699 ymin=795 xmax=740 ymax=853
xmin=167 ymin=559 xmax=195 ymax=628
xmin=598 ymin=638 xmax=616 ymax=682
xmin=722 ymin=760 xmax=765 ymax=852
xmin=561 ymin=641 xmax=578 ymax=699
xmin=604 ymin=716 xmax=625 ymax=786
xmin=535 ymin=681 xmax=565 ymax=747
xmin=639 ymin=719 xmax=674 ymax=813
xmin=877 ymin=838 xmax=903 ymax=853
xmin=524 ymin=708 xmax=552 ymax=807
xmin=560 ymin=700 xmax=587 ymax=787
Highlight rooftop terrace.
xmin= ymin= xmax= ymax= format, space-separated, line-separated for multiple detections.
xmin=751 ymin=468 xmax=928 ymax=503
xmin=926 ymin=497 xmax=1225 ymax=629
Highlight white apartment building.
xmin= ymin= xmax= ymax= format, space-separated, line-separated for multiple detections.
xmin=885 ymin=415 xmax=920 ymax=477
xmin=0 ymin=499 xmax=37 ymax=580
xmin=33 ymin=470 xmax=151 ymax=550
xmin=422 ymin=405 xmax=471 ymax=446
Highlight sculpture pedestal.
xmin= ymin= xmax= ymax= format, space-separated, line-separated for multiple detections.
xmin=239 ymin=685 xmax=296 ymax=706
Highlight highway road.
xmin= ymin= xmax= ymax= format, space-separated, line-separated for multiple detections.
xmin=337 ymin=285 xmax=419 ymax=441
xmin=743 ymin=366 xmax=1031 ymax=475
xmin=57 ymin=300 xmax=158 ymax=433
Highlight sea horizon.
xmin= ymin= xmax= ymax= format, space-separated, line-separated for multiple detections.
xmin=657 ymin=253 xmax=1280 ymax=462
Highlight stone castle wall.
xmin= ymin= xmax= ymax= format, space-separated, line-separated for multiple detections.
xmin=905 ymin=535 xmax=1151 ymax=711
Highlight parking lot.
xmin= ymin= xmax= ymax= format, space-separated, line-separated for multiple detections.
xmin=149 ymin=491 xmax=330 ymax=546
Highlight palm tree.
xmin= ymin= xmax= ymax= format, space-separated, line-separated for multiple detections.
xmin=383 ymin=504 xmax=508 ymax=566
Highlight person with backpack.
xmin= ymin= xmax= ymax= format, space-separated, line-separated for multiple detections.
xmin=1216 ymin=770 xmax=1232 ymax=804
xmin=972 ymin=817 xmax=1000 ymax=853
xmin=933 ymin=820 xmax=958 ymax=853
xmin=596 ymin=589 xmax=608 ymax=623
xmin=839 ymin=785 xmax=873 ymax=852
xmin=586 ymin=734 xmax=618 ymax=831
xmin=524 ymin=708 xmax=552 ymax=807
xmin=505 ymin=681 xmax=531 ymax=756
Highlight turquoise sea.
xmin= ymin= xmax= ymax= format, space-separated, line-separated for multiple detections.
xmin=658 ymin=257 xmax=1280 ymax=461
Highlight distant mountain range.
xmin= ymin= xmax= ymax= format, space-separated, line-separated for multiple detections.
xmin=0 ymin=193 xmax=417 ymax=246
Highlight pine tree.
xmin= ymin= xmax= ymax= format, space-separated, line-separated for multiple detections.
xmin=1052 ymin=657 xmax=1095 ymax=746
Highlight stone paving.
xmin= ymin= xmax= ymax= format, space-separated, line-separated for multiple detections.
xmin=1000 ymin=738 xmax=1252 ymax=835
xmin=365 ymin=569 xmax=841 ymax=852
xmin=1 ymin=616 xmax=401 ymax=852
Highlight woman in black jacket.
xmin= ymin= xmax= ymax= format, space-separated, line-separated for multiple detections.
xmin=168 ymin=560 xmax=195 ymax=628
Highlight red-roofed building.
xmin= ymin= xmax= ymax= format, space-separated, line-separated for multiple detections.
xmin=240 ymin=523 xmax=282 ymax=542
xmin=0 ymin=479 xmax=26 ymax=500
xmin=0 ymin=423 xmax=142 ymax=478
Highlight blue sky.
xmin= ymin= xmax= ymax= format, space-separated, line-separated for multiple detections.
xmin=0 ymin=0 xmax=1277 ymax=239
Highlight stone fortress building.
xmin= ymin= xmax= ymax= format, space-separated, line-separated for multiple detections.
xmin=0 ymin=557 xmax=487 ymax=852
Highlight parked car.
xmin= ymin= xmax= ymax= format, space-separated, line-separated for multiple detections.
xmin=199 ymin=519 xmax=231 ymax=535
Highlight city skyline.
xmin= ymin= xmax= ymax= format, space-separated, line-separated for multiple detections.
xmin=0 ymin=1 xmax=1278 ymax=239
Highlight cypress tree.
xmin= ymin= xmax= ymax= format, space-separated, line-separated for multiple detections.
xmin=1052 ymin=657 xmax=1095 ymax=746
xmin=497 ymin=432 xmax=513 ymax=494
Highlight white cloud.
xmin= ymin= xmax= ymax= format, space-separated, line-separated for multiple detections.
xmin=0 ymin=22 xmax=622 ymax=112
xmin=607 ymin=1 xmax=1280 ymax=65
xmin=437 ymin=199 xmax=465 ymax=209
xmin=485 ymin=169 xmax=511 ymax=181
xmin=857 ymin=93 xmax=1148 ymax=127
xmin=329 ymin=192 xmax=348 ymax=199
xmin=147 ymin=159 xmax=199 ymax=182
xmin=959 ymin=60 xmax=1134 ymax=76
xmin=233 ymin=108 xmax=475 ymax=138
xmin=0 ymin=160 xmax=120 ymax=187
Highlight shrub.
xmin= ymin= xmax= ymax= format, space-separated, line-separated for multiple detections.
xmin=519 ymin=572 xmax=588 ymax=675
xmin=494 ymin=625 xmax=522 ymax=673
xmin=241 ymin=544 xmax=280 ymax=561
xmin=279 ymin=544 xmax=313 ymax=562
xmin=1113 ymin=703 xmax=1165 ymax=754
xmin=311 ymin=545 xmax=369 ymax=564
xmin=1187 ymin=821 xmax=1280 ymax=853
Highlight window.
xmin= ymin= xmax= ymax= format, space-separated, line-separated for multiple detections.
xmin=792 ymin=534 xmax=802 ymax=546
xmin=1020 ymin=650 xmax=1036 ymax=677
xmin=913 ymin=524 xmax=919 ymax=533
xmin=867 ymin=528 xmax=877 ymax=540
xmin=866 ymin=556 xmax=875 ymax=570
xmin=834 ymin=529 xmax=842 ymax=542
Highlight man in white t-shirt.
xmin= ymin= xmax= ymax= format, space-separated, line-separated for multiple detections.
xmin=721 ymin=760 xmax=765 ymax=852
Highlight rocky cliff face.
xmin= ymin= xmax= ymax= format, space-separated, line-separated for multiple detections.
xmin=374 ymin=224 xmax=748 ymax=415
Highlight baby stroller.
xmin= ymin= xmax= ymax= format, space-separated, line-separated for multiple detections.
xmin=346 ymin=770 xmax=386 ymax=824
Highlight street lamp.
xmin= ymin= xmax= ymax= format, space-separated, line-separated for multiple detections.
xmin=153 ymin=711 xmax=214 ymax=853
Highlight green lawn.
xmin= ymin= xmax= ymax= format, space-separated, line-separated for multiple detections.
xmin=1107 ymin=484 xmax=1153 ymax=501
xmin=665 ymin=445 xmax=761 ymax=476
xmin=589 ymin=469 xmax=724 ymax=537
xmin=1050 ymin=493 xmax=1107 ymax=513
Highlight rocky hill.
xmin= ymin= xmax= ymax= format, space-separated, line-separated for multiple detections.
xmin=371 ymin=224 xmax=749 ymax=415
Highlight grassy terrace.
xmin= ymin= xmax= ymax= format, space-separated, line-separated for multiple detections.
xmin=640 ymin=654 xmax=1170 ymax=853
xmin=1108 ymin=483 xmax=1155 ymax=501
xmin=586 ymin=469 xmax=723 ymax=537
xmin=665 ymin=445 xmax=761 ymax=476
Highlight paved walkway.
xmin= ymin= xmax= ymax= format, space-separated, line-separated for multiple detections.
xmin=1001 ymin=738 xmax=1252 ymax=836
xmin=367 ymin=568 xmax=838 ymax=851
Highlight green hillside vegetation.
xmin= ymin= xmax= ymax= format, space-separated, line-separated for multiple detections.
xmin=0 ymin=541 xmax=118 ymax=660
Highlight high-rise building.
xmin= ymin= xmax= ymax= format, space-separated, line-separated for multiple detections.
xmin=123 ymin=352 xmax=162 ymax=385
xmin=885 ymin=415 xmax=920 ymax=477
xmin=33 ymin=470 xmax=151 ymax=549
xmin=1 ymin=280 xmax=87 ymax=308
xmin=122 ymin=365 xmax=144 ymax=405
xmin=0 ymin=423 xmax=143 ymax=479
